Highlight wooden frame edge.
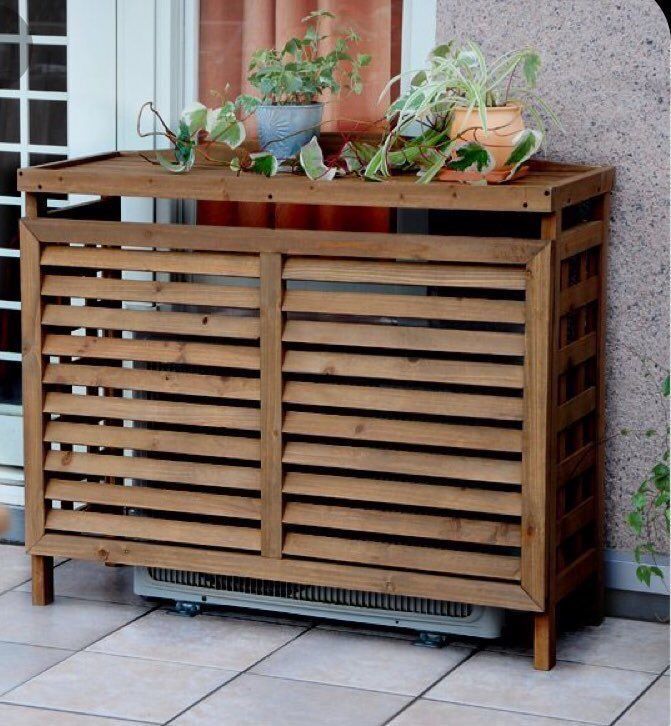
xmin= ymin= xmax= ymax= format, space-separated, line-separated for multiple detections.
xmin=29 ymin=534 xmax=542 ymax=612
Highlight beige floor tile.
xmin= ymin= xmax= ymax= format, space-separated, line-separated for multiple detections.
xmin=390 ymin=700 xmax=586 ymax=725
xmin=0 ymin=545 xmax=32 ymax=593
xmin=616 ymin=677 xmax=670 ymax=726
xmin=88 ymin=609 xmax=306 ymax=669
xmin=173 ymin=673 xmax=410 ymax=726
xmin=0 ymin=590 xmax=149 ymax=649
xmin=427 ymin=651 xmax=655 ymax=725
xmin=3 ymin=651 xmax=235 ymax=723
xmin=557 ymin=617 xmax=670 ymax=673
xmin=0 ymin=703 xmax=147 ymax=726
xmin=0 ymin=641 xmax=73 ymax=696
xmin=252 ymin=628 xmax=471 ymax=695
xmin=18 ymin=560 xmax=146 ymax=606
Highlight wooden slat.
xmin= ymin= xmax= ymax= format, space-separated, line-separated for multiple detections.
xmin=283 ymin=502 xmax=521 ymax=547
xmin=557 ymin=332 xmax=596 ymax=373
xmin=283 ymin=381 xmax=523 ymax=420
xmin=283 ymin=472 xmax=522 ymax=516
xmin=556 ymin=548 xmax=598 ymax=600
xmin=43 ymin=363 xmax=261 ymax=401
xmin=283 ymin=533 xmax=521 ymax=580
xmin=22 ymin=218 xmax=546 ymax=265
xmin=46 ymin=510 xmax=260 ymax=551
xmin=557 ymin=388 xmax=596 ymax=431
xmin=44 ymin=392 xmax=260 ymax=431
xmin=19 ymin=222 xmax=46 ymax=549
xmin=32 ymin=534 xmax=541 ymax=611
xmin=558 ymin=496 xmax=595 ymax=542
xmin=42 ymin=304 xmax=260 ymax=340
xmin=44 ymin=450 xmax=261 ymax=491
xmin=283 ymin=350 xmax=523 ymax=388
xmin=42 ymin=275 xmax=260 ymax=308
xmin=45 ymin=421 xmax=260 ymax=461
xmin=283 ymin=258 xmax=526 ymax=290
xmin=43 ymin=334 xmax=260 ymax=370
xmin=283 ymin=320 xmax=525 ymax=356
xmin=558 ymin=276 xmax=599 ymax=315
xmin=521 ymin=241 xmax=554 ymax=607
xmin=558 ymin=443 xmax=596 ymax=486
xmin=283 ymin=442 xmax=522 ymax=484
xmin=47 ymin=479 xmax=260 ymax=520
xmin=42 ymin=245 xmax=260 ymax=277
xmin=259 ymin=253 xmax=284 ymax=558
xmin=558 ymin=221 xmax=603 ymax=260
xmin=283 ymin=411 xmax=523 ymax=453
xmin=284 ymin=289 xmax=525 ymax=324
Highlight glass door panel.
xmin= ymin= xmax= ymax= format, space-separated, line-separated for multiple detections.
xmin=0 ymin=0 xmax=67 ymax=468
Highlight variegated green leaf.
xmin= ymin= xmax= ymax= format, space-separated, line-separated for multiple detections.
xmin=180 ymin=102 xmax=207 ymax=135
xmin=249 ymin=152 xmax=278 ymax=177
xmin=299 ymin=136 xmax=336 ymax=181
xmin=340 ymin=141 xmax=377 ymax=172
xmin=504 ymin=128 xmax=542 ymax=179
xmin=448 ymin=141 xmax=495 ymax=173
xmin=156 ymin=147 xmax=195 ymax=174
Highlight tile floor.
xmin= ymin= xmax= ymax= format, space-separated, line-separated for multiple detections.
xmin=0 ymin=544 xmax=668 ymax=725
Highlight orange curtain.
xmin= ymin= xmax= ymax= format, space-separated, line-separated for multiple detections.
xmin=198 ymin=0 xmax=402 ymax=231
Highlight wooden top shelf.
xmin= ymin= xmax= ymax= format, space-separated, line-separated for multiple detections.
xmin=18 ymin=151 xmax=614 ymax=212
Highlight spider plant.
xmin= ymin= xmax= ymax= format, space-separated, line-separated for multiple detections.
xmin=364 ymin=40 xmax=561 ymax=183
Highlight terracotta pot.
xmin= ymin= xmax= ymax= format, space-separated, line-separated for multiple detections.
xmin=450 ymin=104 xmax=525 ymax=170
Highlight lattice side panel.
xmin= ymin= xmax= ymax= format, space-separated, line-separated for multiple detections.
xmin=554 ymin=216 xmax=605 ymax=597
xmin=280 ymin=255 xmax=527 ymax=584
xmin=39 ymin=241 xmax=263 ymax=554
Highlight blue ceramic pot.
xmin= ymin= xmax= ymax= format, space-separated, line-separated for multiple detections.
xmin=256 ymin=103 xmax=324 ymax=160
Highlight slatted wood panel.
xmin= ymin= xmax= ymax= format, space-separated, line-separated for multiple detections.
xmin=19 ymin=208 xmax=606 ymax=625
xmin=554 ymin=213 xmax=607 ymax=598
xmin=36 ymin=238 xmax=263 ymax=554
xmin=280 ymin=255 xmax=527 ymax=586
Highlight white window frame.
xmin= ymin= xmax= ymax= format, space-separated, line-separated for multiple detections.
xmin=0 ymin=0 xmax=199 ymax=504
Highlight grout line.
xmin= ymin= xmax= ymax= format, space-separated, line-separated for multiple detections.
xmin=380 ymin=643 xmax=482 ymax=725
xmin=608 ymin=671 xmax=665 ymax=726
xmin=162 ymin=620 xmax=317 ymax=725
xmin=0 ymin=701 xmax=157 ymax=724
xmin=420 ymin=697 xmax=601 ymax=725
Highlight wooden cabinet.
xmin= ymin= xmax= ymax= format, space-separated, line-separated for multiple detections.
xmin=18 ymin=153 xmax=614 ymax=669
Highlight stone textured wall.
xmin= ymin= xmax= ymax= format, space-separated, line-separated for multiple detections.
xmin=436 ymin=0 xmax=670 ymax=550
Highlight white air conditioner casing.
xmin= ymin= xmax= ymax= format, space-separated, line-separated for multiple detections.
xmin=134 ymin=567 xmax=504 ymax=638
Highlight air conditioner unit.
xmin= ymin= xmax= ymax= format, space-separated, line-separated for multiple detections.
xmin=134 ymin=566 xmax=504 ymax=639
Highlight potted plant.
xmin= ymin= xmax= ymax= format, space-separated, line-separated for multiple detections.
xmin=363 ymin=40 xmax=561 ymax=183
xmin=247 ymin=9 xmax=371 ymax=160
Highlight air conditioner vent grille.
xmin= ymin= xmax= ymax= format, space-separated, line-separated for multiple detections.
xmin=147 ymin=567 xmax=474 ymax=618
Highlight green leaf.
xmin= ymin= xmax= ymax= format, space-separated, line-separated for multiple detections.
xmin=299 ymin=136 xmax=336 ymax=181
xmin=180 ymin=102 xmax=207 ymax=135
xmin=522 ymin=52 xmax=541 ymax=87
xmin=155 ymin=147 xmax=195 ymax=174
xmin=430 ymin=43 xmax=453 ymax=59
xmin=504 ymin=128 xmax=543 ymax=179
xmin=448 ymin=142 xmax=495 ymax=173
xmin=357 ymin=53 xmax=372 ymax=67
xmin=340 ymin=141 xmax=377 ymax=173
xmin=236 ymin=94 xmax=261 ymax=115
xmin=249 ymin=152 xmax=278 ymax=177
xmin=628 ymin=510 xmax=644 ymax=534
xmin=636 ymin=565 xmax=652 ymax=587
xmin=663 ymin=375 xmax=670 ymax=397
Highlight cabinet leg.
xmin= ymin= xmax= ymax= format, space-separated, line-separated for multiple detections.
xmin=534 ymin=610 xmax=556 ymax=670
xmin=31 ymin=555 xmax=54 ymax=606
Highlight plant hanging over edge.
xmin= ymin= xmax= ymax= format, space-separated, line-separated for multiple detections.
xmin=136 ymin=94 xmax=278 ymax=176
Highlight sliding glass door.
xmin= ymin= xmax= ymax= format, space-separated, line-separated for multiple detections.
xmin=0 ymin=1 xmax=67 ymax=484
